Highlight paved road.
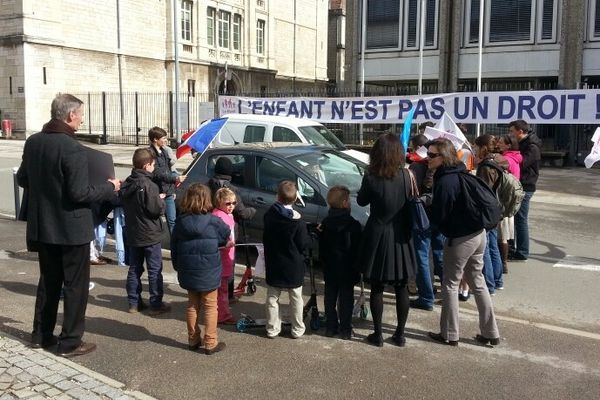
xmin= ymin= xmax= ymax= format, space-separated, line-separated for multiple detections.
xmin=0 ymin=139 xmax=599 ymax=399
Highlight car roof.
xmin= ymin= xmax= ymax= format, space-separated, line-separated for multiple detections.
xmin=205 ymin=142 xmax=337 ymax=158
xmin=221 ymin=113 xmax=324 ymax=128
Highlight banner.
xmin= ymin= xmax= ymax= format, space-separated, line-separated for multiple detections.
xmin=219 ymin=89 xmax=600 ymax=124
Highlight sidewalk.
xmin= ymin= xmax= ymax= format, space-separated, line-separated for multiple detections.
xmin=0 ymin=334 xmax=155 ymax=400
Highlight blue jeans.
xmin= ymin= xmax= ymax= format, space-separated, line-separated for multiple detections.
xmin=126 ymin=243 xmax=163 ymax=308
xmin=164 ymin=195 xmax=176 ymax=235
xmin=514 ymin=191 xmax=533 ymax=258
xmin=413 ymin=227 xmax=445 ymax=307
xmin=483 ymin=228 xmax=503 ymax=293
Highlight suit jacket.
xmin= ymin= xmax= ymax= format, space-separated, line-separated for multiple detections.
xmin=17 ymin=130 xmax=115 ymax=246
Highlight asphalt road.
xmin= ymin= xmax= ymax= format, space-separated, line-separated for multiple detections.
xmin=0 ymin=147 xmax=599 ymax=399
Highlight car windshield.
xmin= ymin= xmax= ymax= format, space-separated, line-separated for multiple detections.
xmin=289 ymin=151 xmax=366 ymax=192
xmin=298 ymin=126 xmax=345 ymax=149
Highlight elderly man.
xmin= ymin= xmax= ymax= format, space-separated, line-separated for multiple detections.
xmin=17 ymin=94 xmax=120 ymax=357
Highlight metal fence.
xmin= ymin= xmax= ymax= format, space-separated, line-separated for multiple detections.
xmin=76 ymin=91 xmax=214 ymax=145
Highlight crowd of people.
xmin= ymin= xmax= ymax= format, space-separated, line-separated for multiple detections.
xmin=17 ymin=93 xmax=542 ymax=357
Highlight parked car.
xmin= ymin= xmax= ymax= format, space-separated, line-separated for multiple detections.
xmin=176 ymin=143 xmax=370 ymax=243
xmin=214 ymin=114 xmax=370 ymax=164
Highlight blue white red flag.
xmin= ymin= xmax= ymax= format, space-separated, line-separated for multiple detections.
xmin=176 ymin=118 xmax=228 ymax=159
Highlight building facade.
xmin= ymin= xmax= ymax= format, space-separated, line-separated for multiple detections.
xmin=0 ymin=0 xmax=329 ymax=136
xmin=340 ymin=0 xmax=599 ymax=160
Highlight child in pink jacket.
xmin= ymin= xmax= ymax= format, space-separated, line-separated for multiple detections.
xmin=212 ymin=188 xmax=237 ymax=324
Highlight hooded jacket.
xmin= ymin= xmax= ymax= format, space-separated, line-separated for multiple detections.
xmin=318 ymin=208 xmax=362 ymax=284
xmin=171 ymin=212 xmax=231 ymax=292
xmin=120 ymin=169 xmax=165 ymax=247
xmin=263 ymin=202 xmax=310 ymax=288
xmin=431 ymin=163 xmax=482 ymax=238
xmin=518 ymin=133 xmax=542 ymax=192
xmin=502 ymin=150 xmax=523 ymax=180
xmin=476 ymin=153 xmax=509 ymax=190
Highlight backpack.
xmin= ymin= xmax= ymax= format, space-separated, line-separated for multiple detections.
xmin=457 ymin=172 xmax=503 ymax=231
xmin=480 ymin=160 xmax=525 ymax=218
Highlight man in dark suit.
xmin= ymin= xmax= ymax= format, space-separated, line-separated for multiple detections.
xmin=17 ymin=94 xmax=120 ymax=357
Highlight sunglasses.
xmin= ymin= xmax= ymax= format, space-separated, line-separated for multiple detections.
xmin=427 ymin=152 xmax=442 ymax=159
xmin=225 ymin=201 xmax=237 ymax=206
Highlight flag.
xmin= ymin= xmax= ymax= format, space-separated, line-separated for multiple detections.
xmin=176 ymin=118 xmax=228 ymax=159
xmin=435 ymin=112 xmax=471 ymax=149
xmin=424 ymin=126 xmax=465 ymax=150
xmin=584 ymin=127 xmax=600 ymax=168
xmin=401 ymin=107 xmax=416 ymax=153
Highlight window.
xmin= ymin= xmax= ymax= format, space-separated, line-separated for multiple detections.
xmin=243 ymin=126 xmax=265 ymax=142
xmin=467 ymin=0 xmax=481 ymax=44
xmin=595 ymin=0 xmax=600 ymax=38
xmin=366 ymin=0 xmax=400 ymax=49
xmin=538 ymin=0 xmax=557 ymax=42
xmin=273 ymin=127 xmax=301 ymax=142
xmin=218 ymin=10 xmax=231 ymax=48
xmin=187 ymin=79 xmax=195 ymax=97
xmin=489 ymin=0 xmax=533 ymax=42
xmin=405 ymin=0 xmax=437 ymax=49
xmin=206 ymin=155 xmax=248 ymax=187
xmin=233 ymin=14 xmax=242 ymax=51
xmin=207 ymin=7 xmax=215 ymax=46
xmin=406 ymin=0 xmax=418 ymax=48
xmin=257 ymin=19 xmax=265 ymax=54
xmin=257 ymin=158 xmax=295 ymax=193
xmin=181 ymin=0 xmax=192 ymax=42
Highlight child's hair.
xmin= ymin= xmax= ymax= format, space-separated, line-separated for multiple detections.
xmin=277 ymin=180 xmax=297 ymax=205
xmin=179 ymin=183 xmax=213 ymax=214
xmin=132 ymin=148 xmax=155 ymax=169
xmin=148 ymin=126 xmax=167 ymax=142
xmin=214 ymin=187 xmax=236 ymax=206
xmin=326 ymin=185 xmax=350 ymax=209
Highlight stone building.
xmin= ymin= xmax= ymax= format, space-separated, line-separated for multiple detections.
xmin=0 ymin=0 xmax=329 ymax=136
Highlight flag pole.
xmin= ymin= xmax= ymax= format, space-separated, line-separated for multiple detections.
xmin=476 ymin=0 xmax=484 ymax=137
xmin=359 ymin=0 xmax=367 ymax=145
xmin=418 ymin=0 xmax=425 ymax=96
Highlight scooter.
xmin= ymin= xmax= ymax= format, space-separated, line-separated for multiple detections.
xmin=352 ymin=275 xmax=370 ymax=320
xmin=233 ymin=220 xmax=257 ymax=297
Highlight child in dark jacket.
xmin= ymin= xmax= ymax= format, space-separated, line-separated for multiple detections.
xmin=263 ymin=180 xmax=310 ymax=339
xmin=120 ymin=148 xmax=168 ymax=316
xmin=171 ymin=183 xmax=232 ymax=355
xmin=318 ymin=185 xmax=362 ymax=339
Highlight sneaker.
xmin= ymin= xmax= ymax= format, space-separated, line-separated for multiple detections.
xmin=509 ymin=253 xmax=528 ymax=262
xmin=458 ymin=292 xmax=470 ymax=302
xmin=205 ymin=342 xmax=226 ymax=355
xmin=497 ymin=286 xmax=504 ymax=290
xmin=148 ymin=302 xmax=171 ymax=316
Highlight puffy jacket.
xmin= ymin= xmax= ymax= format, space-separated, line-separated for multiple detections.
xmin=318 ymin=208 xmax=361 ymax=284
xmin=263 ymin=203 xmax=310 ymax=288
xmin=149 ymin=145 xmax=177 ymax=196
xmin=120 ymin=169 xmax=165 ymax=247
xmin=502 ymin=150 xmax=523 ymax=179
xmin=518 ymin=133 xmax=542 ymax=192
xmin=171 ymin=213 xmax=231 ymax=292
xmin=430 ymin=164 xmax=482 ymax=238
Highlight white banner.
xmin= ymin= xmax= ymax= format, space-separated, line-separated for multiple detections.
xmin=219 ymin=89 xmax=600 ymax=124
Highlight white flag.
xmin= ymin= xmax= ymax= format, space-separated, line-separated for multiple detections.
xmin=584 ymin=128 xmax=600 ymax=169
xmin=435 ymin=112 xmax=469 ymax=145
xmin=424 ymin=126 xmax=465 ymax=150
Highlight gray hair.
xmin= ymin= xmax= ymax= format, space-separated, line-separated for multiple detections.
xmin=51 ymin=94 xmax=83 ymax=121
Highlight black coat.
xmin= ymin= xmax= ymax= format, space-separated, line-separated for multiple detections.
xmin=208 ymin=175 xmax=256 ymax=223
xmin=120 ymin=169 xmax=165 ymax=247
xmin=518 ymin=133 xmax=542 ymax=192
xmin=16 ymin=129 xmax=115 ymax=246
xmin=263 ymin=203 xmax=310 ymax=288
xmin=356 ymin=169 xmax=416 ymax=284
xmin=171 ymin=213 xmax=230 ymax=292
xmin=318 ymin=208 xmax=361 ymax=284
xmin=149 ymin=145 xmax=177 ymax=196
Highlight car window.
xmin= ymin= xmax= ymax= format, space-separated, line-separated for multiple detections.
xmin=207 ymin=154 xmax=248 ymax=187
xmin=256 ymin=157 xmax=295 ymax=192
xmin=298 ymin=125 xmax=345 ymax=149
xmin=273 ymin=126 xmax=302 ymax=142
xmin=289 ymin=151 xmax=365 ymax=192
xmin=243 ymin=125 xmax=266 ymax=142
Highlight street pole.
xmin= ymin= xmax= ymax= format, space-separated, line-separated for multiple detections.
xmin=476 ymin=0 xmax=485 ymax=137
xmin=173 ymin=0 xmax=181 ymax=143
xmin=359 ymin=0 xmax=367 ymax=145
xmin=418 ymin=0 xmax=426 ymax=96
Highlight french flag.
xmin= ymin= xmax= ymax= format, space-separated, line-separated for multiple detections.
xmin=176 ymin=117 xmax=228 ymax=159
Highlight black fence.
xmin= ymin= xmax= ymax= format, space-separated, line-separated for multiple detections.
xmin=75 ymin=91 xmax=214 ymax=145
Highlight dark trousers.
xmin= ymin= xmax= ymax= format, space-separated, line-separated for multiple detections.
xmin=324 ymin=280 xmax=354 ymax=333
xmin=126 ymin=243 xmax=163 ymax=308
xmin=33 ymin=242 xmax=90 ymax=353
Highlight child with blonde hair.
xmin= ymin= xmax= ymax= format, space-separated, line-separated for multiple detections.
xmin=171 ymin=183 xmax=232 ymax=355
xmin=212 ymin=187 xmax=237 ymax=324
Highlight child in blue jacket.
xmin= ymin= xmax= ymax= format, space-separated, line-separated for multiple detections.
xmin=171 ymin=183 xmax=232 ymax=355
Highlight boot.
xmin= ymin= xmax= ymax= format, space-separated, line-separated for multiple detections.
xmin=500 ymin=242 xmax=509 ymax=274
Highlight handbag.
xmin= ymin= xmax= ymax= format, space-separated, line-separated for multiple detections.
xmin=406 ymin=169 xmax=430 ymax=233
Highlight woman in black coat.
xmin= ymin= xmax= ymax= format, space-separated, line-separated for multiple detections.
xmin=357 ymin=133 xmax=417 ymax=347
